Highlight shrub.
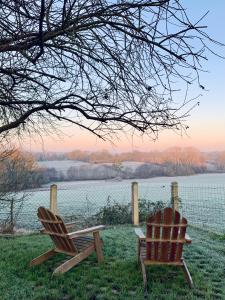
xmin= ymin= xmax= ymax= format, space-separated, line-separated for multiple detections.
xmin=95 ymin=198 xmax=166 ymax=225
xmin=95 ymin=198 xmax=132 ymax=225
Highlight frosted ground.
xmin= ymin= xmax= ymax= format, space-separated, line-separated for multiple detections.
xmin=6 ymin=172 xmax=225 ymax=233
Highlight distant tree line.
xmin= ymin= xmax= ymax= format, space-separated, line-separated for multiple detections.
xmin=65 ymin=147 xmax=206 ymax=166
xmin=33 ymin=147 xmax=225 ymax=169
xmin=37 ymin=161 xmax=207 ymax=183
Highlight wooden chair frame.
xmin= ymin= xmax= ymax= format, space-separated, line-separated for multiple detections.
xmin=30 ymin=207 xmax=105 ymax=275
xmin=135 ymin=207 xmax=193 ymax=290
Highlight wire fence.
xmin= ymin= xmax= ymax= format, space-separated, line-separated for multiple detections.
xmin=179 ymin=185 xmax=225 ymax=234
xmin=0 ymin=181 xmax=225 ymax=234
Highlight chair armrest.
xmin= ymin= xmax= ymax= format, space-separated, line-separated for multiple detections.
xmin=134 ymin=228 xmax=145 ymax=240
xmin=185 ymin=233 xmax=192 ymax=244
xmin=67 ymin=225 xmax=105 ymax=239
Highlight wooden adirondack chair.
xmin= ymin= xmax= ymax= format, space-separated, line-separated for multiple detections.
xmin=135 ymin=207 xmax=193 ymax=289
xmin=30 ymin=207 xmax=105 ymax=275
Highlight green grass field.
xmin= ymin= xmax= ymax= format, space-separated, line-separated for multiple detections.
xmin=0 ymin=226 xmax=225 ymax=300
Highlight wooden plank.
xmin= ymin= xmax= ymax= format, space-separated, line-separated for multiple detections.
xmin=185 ymin=233 xmax=192 ymax=244
xmin=74 ymin=236 xmax=94 ymax=243
xmin=182 ymin=259 xmax=193 ymax=288
xmin=50 ymin=184 xmax=57 ymax=214
xmin=38 ymin=218 xmax=63 ymax=224
xmin=65 ymin=222 xmax=78 ymax=230
xmin=147 ymin=223 xmax=186 ymax=227
xmin=140 ymin=257 xmax=147 ymax=290
xmin=132 ymin=182 xmax=139 ymax=225
xmin=136 ymin=207 xmax=193 ymax=289
xmin=175 ymin=217 xmax=187 ymax=262
xmin=146 ymin=215 xmax=154 ymax=259
xmin=74 ymin=238 xmax=95 ymax=252
xmin=56 ymin=215 xmax=77 ymax=253
xmin=171 ymin=182 xmax=179 ymax=213
xmin=143 ymin=260 xmax=183 ymax=266
xmin=153 ymin=210 xmax=162 ymax=260
xmin=38 ymin=207 xmax=76 ymax=253
xmin=38 ymin=231 xmax=68 ymax=237
xmin=137 ymin=239 xmax=141 ymax=263
xmin=134 ymin=228 xmax=145 ymax=239
xmin=30 ymin=249 xmax=56 ymax=266
xmin=38 ymin=207 xmax=51 ymax=231
xmin=53 ymin=245 xmax=95 ymax=275
xmin=146 ymin=238 xmax=186 ymax=243
xmin=67 ymin=225 xmax=105 ymax=239
xmin=38 ymin=207 xmax=61 ymax=249
xmin=32 ymin=206 xmax=105 ymax=276
xmin=160 ymin=207 xmax=173 ymax=262
xmin=169 ymin=210 xmax=180 ymax=261
xmin=93 ymin=231 xmax=104 ymax=263
xmin=46 ymin=209 xmax=71 ymax=252
xmin=54 ymin=248 xmax=76 ymax=256
xmin=140 ymin=243 xmax=146 ymax=257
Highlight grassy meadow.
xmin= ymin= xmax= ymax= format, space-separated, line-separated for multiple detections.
xmin=0 ymin=226 xmax=225 ymax=300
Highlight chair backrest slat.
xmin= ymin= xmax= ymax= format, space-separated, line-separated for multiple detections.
xmin=153 ymin=210 xmax=162 ymax=260
xmin=38 ymin=207 xmax=76 ymax=254
xmin=146 ymin=215 xmax=154 ymax=259
xmin=39 ymin=207 xmax=67 ymax=251
xmin=146 ymin=207 xmax=187 ymax=263
xmin=160 ymin=208 xmax=173 ymax=262
xmin=169 ymin=210 xmax=180 ymax=261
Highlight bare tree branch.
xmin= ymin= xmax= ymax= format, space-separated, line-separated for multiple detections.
xmin=0 ymin=0 xmax=223 ymax=141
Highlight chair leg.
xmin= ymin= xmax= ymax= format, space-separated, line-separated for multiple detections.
xmin=53 ymin=245 xmax=95 ymax=275
xmin=137 ymin=240 xmax=140 ymax=264
xmin=30 ymin=249 xmax=56 ymax=266
xmin=140 ymin=257 xmax=147 ymax=292
xmin=182 ymin=259 xmax=193 ymax=288
xmin=93 ymin=231 xmax=104 ymax=263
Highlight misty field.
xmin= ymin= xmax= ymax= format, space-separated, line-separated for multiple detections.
xmin=1 ymin=173 xmax=224 ymax=233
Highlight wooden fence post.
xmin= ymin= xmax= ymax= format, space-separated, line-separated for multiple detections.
xmin=132 ymin=181 xmax=139 ymax=226
xmin=171 ymin=181 xmax=179 ymax=212
xmin=50 ymin=184 xmax=57 ymax=214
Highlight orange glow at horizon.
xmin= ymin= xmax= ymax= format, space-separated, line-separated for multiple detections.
xmin=20 ymin=95 xmax=225 ymax=153
xmin=21 ymin=121 xmax=225 ymax=153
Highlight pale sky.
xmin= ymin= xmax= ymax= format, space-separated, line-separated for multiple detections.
xmin=22 ymin=0 xmax=225 ymax=153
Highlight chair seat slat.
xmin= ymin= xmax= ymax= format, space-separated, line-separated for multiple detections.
xmin=146 ymin=238 xmax=186 ymax=243
xmin=147 ymin=223 xmax=186 ymax=227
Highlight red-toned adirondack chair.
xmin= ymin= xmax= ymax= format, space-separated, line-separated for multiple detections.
xmin=30 ymin=207 xmax=105 ymax=275
xmin=135 ymin=207 xmax=193 ymax=289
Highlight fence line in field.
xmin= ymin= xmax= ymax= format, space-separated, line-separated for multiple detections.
xmin=0 ymin=181 xmax=225 ymax=234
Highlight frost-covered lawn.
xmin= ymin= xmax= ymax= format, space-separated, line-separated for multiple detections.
xmin=0 ymin=226 xmax=225 ymax=300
